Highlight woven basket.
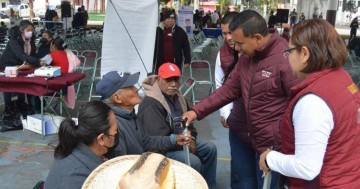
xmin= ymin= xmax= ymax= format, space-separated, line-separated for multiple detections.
xmin=82 ymin=155 xmax=208 ymax=189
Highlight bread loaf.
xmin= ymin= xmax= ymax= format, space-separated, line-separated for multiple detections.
xmin=118 ymin=152 xmax=175 ymax=189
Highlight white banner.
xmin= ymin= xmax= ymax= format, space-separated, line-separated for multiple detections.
xmin=178 ymin=6 xmax=194 ymax=38
xmin=102 ymin=0 xmax=158 ymax=84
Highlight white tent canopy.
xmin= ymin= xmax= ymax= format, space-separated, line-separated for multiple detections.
xmin=102 ymin=0 xmax=158 ymax=83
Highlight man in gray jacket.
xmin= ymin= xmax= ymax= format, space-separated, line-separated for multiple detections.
xmin=138 ymin=63 xmax=217 ymax=189
xmin=96 ymin=71 xmax=189 ymax=158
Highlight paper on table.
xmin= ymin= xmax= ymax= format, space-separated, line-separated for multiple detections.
xmin=40 ymin=54 xmax=53 ymax=65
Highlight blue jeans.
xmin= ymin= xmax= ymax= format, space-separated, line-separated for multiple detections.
xmin=229 ymin=131 xmax=257 ymax=189
xmin=229 ymin=131 xmax=280 ymax=189
xmin=166 ymin=139 xmax=217 ymax=189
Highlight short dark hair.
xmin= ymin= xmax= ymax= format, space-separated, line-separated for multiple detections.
xmin=42 ymin=30 xmax=53 ymax=38
xmin=229 ymin=10 xmax=269 ymax=37
xmin=291 ymin=19 xmax=347 ymax=73
xmin=221 ymin=11 xmax=238 ymax=25
xmin=54 ymin=101 xmax=113 ymax=158
xmin=19 ymin=20 xmax=33 ymax=32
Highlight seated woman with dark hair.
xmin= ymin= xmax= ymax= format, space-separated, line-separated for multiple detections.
xmin=40 ymin=37 xmax=80 ymax=108
xmin=44 ymin=101 xmax=119 ymax=189
xmin=41 ymin=37 xmax=69 ymax=74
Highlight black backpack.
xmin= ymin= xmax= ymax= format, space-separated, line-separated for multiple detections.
xmin=0 ymin=100 xmax=23 ymax=132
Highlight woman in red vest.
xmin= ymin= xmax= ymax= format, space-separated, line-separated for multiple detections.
xmin=259 ymin=19 xmax=360 ymax=188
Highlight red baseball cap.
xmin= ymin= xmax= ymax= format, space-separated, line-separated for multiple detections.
xmin=158 ymin=62 xmax=181 ymax=79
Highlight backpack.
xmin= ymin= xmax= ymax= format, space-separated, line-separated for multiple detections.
xmin=0 ymin=100 xmax=23 ymax=132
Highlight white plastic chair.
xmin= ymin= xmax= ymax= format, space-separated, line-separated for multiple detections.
xmin=88 ymin=57 xmax=102 ymax=101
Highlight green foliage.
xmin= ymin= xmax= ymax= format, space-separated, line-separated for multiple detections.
xmin=218 ymin=0 xmax=231 ymax=13
xmin=160 ymin=0 xmax=172 ymax=5
xmin=343 ymin=0 xmax=358 ymax=14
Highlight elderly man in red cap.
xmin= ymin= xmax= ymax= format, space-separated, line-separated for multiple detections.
xmin=138 ymin=63 xmax=217 ymax=189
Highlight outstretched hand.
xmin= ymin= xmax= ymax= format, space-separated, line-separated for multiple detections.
xmin=182 ymin=110 xmax=197 ymax=127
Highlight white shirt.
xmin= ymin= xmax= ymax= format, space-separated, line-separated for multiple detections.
xmin=267 ymin=94 xmax=334 ymax=180
xmin=215 ymin=51 xmax=233 ymax=120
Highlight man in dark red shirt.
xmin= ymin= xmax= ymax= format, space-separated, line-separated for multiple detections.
xmin=153 ymin=11 xmax=191 ymax=73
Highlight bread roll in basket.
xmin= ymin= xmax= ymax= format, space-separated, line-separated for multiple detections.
xmin=82 ymin=152 xmax=208 ymax=189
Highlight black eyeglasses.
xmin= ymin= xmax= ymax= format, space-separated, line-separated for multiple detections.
xmin=282 ymin=47 xmax=299 ymax=59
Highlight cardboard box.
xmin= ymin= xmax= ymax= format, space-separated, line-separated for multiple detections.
xmin=26 ymin=114 xmax=65 ymax=135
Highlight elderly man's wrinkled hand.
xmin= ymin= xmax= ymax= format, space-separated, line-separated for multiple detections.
xmin=176 ymin=133 xmax=191 ymax=146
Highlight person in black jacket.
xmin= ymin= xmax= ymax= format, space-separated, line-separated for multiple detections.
xmin=72 ymin=8 xmax=85 ymax=29
xmin=153 ymin=11 xmax=191 ymax=73
xmin=36 ymin=30 xmax=52 ymax=59
xmin=350 ymin=17 xmax=359 ymax=42
xmin=0 ymin=20 xmax=43 ymax=131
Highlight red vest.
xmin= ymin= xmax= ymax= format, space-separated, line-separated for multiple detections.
xmin=281 ymin=68 xmax=360 ymax=188
xmin=220 ymin=43 xmax=249 ymax=142
xmin=219 ymin=43 xmax=234 ymax=73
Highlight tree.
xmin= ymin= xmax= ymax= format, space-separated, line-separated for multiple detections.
xmin=343 ymin=0 xmax=358 ymax=14
xmin=218 ymin=0 xmax=230 ymax=13
xmin=159 ymin=0 xmax=172 ymax=5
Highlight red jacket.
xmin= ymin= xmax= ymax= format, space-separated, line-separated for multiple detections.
xmin=192 ymin=31 xmax=300 ymax=153
xmin=50 ymin=50 xmax=69 ymax=74
xmin=219 ymin=43 xmax=249 ymax=142
xmin=281 ymin=68 xmax=360 ymax=188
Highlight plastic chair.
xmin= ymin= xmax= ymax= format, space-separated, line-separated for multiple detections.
xmin=81 ymin=50 xmax=98 ymax=87
xmin=189 ymin=60 xmax=214 ymax=104
xmin=179 ymin=77 xmax=196 ymax=98
xmin=88 ymin=57 xmax=102 ymax=101
xmin=75 ymin=55 xmax=87 ymax=96
xmin=70 ymin=49 xmax=79 ymax=56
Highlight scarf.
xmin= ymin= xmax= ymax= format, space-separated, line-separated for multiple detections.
xmin=22 ymin=35 xmax=31 ymax=55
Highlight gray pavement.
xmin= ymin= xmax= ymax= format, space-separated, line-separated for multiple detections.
xmin=0 ymin=18 xmax=359 ymax=189
xmin=0 ymin=45 xmax=232 ymax=189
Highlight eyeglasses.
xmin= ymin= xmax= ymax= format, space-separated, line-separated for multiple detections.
xmin=282 ymin=47 xmax=299 ymax=59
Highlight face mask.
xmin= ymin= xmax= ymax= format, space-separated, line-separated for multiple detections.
xmin=39 ymin=38 xmax=48 ymax=45
xmin=24 ymin=31 xmax=32 ymax=39
xmin=103 ymin=130 xmax=120 ymax=158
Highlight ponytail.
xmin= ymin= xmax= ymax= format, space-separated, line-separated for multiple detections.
xmin=54 ymin=101 xmax=112 ymax=159
xmin=51 ymin=37 xmax=68 ymax=51
xmin=54 ymin=118 xmax=79 ymax=158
